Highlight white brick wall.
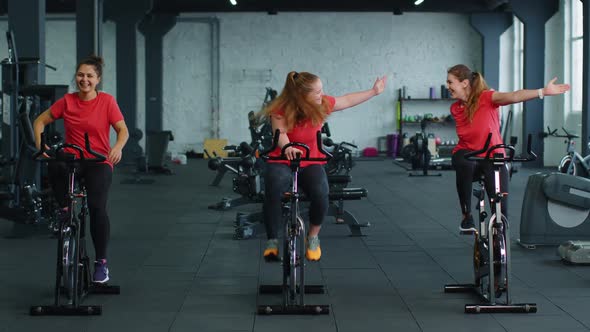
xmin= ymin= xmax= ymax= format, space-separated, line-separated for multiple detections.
xmin=207 ymin=12 xmax=482 ymax=154
xmin=0 ymin=10 xmax=568 ymax=163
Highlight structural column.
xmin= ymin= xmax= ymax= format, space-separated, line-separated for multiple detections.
xmin=470 ymin=12 xmax=513 ymax=90
xmin=104 ymin=0 xmax=152 ymax=163
xmin=138 ymin=13 xmax=177 ymax=132
xmin=582 ymin=0 xmax=590 ymax=155
xmin=510 ymin=0 xmax=559 ymax=167
xmin=76 ymin=0 xmax=103 ymax=61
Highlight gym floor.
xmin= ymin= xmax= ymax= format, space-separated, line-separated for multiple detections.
xmin=0 ymin=158 xmax=589 ymax=332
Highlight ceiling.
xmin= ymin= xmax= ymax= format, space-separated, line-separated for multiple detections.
xmin=1 ymin=0 xmax=512 ymax=15
xmin=150 ymin=0 xmax=512 ymax=14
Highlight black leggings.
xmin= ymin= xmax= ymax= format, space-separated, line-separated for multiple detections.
xmin=263 ymin=163 xmax=329 ymax=239
xmin=451 ymin=149 xmax=509 ymax=218
xmin=49 ymin=161 xmax=113 ymax=260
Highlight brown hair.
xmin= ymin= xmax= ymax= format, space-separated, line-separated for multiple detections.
xmin=263 ymin=71 xmax=330 ymax=131
xmin=76 ymin=54 xmax=104 ymax=79
xmin=447 ymin=64 xmax=489 ymax=122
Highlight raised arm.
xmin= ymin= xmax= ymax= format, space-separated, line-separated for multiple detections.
xmin=491 ymin=77 xmax=570 ymax=106
xmin=333 ymin=76 xmax=387 ymax=112
xmin=33 ymin=109 xmax=56 ymax=150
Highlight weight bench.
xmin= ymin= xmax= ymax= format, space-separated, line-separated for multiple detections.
xmin=326 ymin=187 xmax=370 ymax=236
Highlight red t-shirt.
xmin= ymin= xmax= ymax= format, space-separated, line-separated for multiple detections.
xmin=50 ymin=92 xmax=124 ymax=167
xmin=267 ymin=95 xmax=336 ymax=167
xmin=451 ymin=90 xmax=503 ymax=157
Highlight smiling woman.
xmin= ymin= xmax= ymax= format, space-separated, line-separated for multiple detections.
xmin=32 ymin=54 xmax=130 ymax=284
xmin=446 ymin=63 xmax=570 ymax=232
xmin=260 ymin=71 xmax=386 ymax=262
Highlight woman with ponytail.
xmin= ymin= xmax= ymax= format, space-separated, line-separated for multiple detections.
xmin=33 ymin=55 xmax=129 ymax=283
xmin=262 ymin=71 xmax=386 ymax=261
xmin=446 ymin=64 xmax=569 ymax=231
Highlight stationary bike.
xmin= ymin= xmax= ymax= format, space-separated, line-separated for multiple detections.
xmin=543 ymin=126 xmax=590 ymax=177
xmin=30 ymin=134 xmax=120 ymax=316
xmin=408 ymin=118 xmax=440 ymax=177
xmin=257 ymin=130 xmax=331 ymax=315
xmin=444 ymin=133 xmax=537 ymax=313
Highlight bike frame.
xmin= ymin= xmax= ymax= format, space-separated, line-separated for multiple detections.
xmin=257 ymin=130 xmax=331 ymax=315
xmin=565 ymin=141 xmax=590 ymax=173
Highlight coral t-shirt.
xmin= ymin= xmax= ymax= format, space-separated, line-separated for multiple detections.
xmin=451 ymin=90 xmax=503 ymax=157
xmin=50 ymin=92 xmax=124 ymax=167
xmin=267 ymin=95 xmax=336 ymax=167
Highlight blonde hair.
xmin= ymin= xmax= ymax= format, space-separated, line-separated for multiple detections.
xmin=448 ymin=64 xmax=489 ymax=122
xmin=263 ymin=71 xmax=330 ymax=131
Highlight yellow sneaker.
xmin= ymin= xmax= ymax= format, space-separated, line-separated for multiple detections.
xmin=306 ymin=235 xmax=321 ymax=261
xmin=263 ymin=239 xmax=279 ymax=262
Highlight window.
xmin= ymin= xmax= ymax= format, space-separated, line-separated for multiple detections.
xmin=569 ymin=0 xmax=583 ymax=112
xmin=513 ymin=16 xmax=524 ymax=115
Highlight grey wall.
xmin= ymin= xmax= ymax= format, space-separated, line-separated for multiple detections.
xmin=0 ymin=8 xmax=572 ymax=164
xmin=196 ymin=12 xmax=482 ymax=153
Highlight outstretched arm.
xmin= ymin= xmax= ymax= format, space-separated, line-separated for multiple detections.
xmin=333 ymin=76 xmax=387 ymax=112
xmin=491 ymin=77 xmax=570 ymax=106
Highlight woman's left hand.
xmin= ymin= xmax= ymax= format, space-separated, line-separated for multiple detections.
xmin=543 ymin=77 xmax=571 ymax=96
xmin=373 ymin=76 xmax=387 ymax=96
xmin=108 ymin=147 xmax=123 ymax=165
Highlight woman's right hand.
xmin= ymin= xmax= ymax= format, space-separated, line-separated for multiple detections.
xmin=37 ymin=144 xmax=50 ymax=158
xmin=543 ymin=77 xmax=571 ymax=96
xmin=284 ymin=146 xmax=302 ymax=160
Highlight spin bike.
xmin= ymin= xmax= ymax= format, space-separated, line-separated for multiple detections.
xmin=543 ymin=126 xmax=590 ymax=177
xmin=30 ymin=134 xmax=120 ymax=316
xmin=444 ymin=133 xmax=537 ymax=314
xmin=257 ymin=130 xmax=331 ymax=315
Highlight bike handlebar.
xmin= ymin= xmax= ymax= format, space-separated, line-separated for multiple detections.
xmin=464 ymin=133 xmax=537 ymax=163
xmin=33 ymin=133 xmax=107 ymax=163
xmin=543 ymin=126 xmax=579 ymax=139
xmin=323 ymin=137 xmax=358 ymax=150
xmin=261 ymin=129 xmax=332 ymax=162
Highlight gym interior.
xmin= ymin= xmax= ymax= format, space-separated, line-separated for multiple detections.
xmin=1 ymin=0 xmax=590 ymax=330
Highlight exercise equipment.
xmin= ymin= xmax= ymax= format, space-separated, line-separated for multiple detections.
xmin=519 ymin=172 xmax=590 ymax=248
xmin=543 ymin=127 xmax=590 ymax=178
xmin=30 ymin=134 xmax=119 ymax=316
xmin=408 ymin=119 xmax=440 ymax=177
xmin=144 ymin=130 xmax=174 ymax=174
xmin=0 ymin=31 xmax=62 ymax=224
xmin=207 ymin=142 xmax=264 ymax=210
xmin=557 ymin=241 xmax=590 ymax=264
xmin=444 ymin=133 xmax=537 ymax=314
xmin=257 ymin=130 xmax=330 ymax=315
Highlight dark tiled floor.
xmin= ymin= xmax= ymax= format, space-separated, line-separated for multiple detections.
xmin=1 ymin=158 xmax=589 ymax=331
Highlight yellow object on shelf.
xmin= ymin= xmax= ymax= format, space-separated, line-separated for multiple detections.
xmin=203 ymin=139 xmax=228 ymax=158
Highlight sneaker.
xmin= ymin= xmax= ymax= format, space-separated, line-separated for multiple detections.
xmin=460 ymin=215 xmax=476 ymax=232
xmin=306 ymin=235 xmax=321 ymax=261
xmin=263 ymin=239 xmax=279 ymax=262
xmin=93 ymin=259 xmax=109 ymax=283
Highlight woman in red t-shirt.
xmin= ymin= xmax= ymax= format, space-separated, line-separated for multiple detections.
xmin=447 ymin=64 xmax=569 ymax=231
xmin=262 ymin=71 xmax=386 ymax=262
xmin=33 ymin=55 xmax=129 ymax=283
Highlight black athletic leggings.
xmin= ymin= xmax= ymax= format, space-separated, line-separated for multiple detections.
xmin=451 ymin=149 xmax=509 ymax=218
xmin=263 ymin=163 xmax=329 ymax=239
xmin=48 ymin=160 xmax=113 ymax=260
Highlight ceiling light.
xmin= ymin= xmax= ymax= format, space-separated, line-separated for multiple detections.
xmin=229 ymin=0 xmax=237 ymax=5
xmin=414 ymin=0 xmax=424 ymax=5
